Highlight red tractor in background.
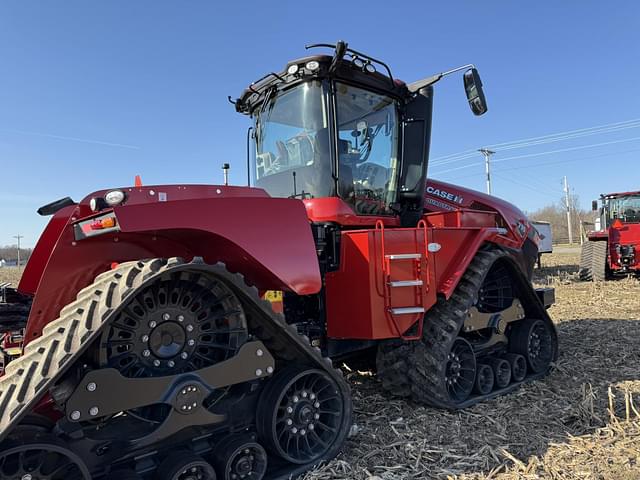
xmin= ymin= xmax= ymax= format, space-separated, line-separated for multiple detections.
xmin=579 ymin=190 xmax=640 ymax=280
xmin=0 ymin=42 xmax=557 ymax=480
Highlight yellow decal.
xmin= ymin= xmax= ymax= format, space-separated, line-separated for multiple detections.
xmin=263 ymin=290 xmax=283 ymax=303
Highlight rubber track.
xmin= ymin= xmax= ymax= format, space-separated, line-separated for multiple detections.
xmin=0 ymin=258 xmax=352 ymax=478
xmin=0 ymin=258 xmax=173 ymax=443
xmin=377 ymin=247 xmax=557 ymax=409
xmin=579 ymin=241 xmax=607 ymax=281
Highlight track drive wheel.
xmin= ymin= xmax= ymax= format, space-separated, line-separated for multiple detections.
xmin=156 ymin=452 xmax=216 ymax=480
xmin=214 ymin=435 xmax=268 ymax=480
xmin=257 ymin=366 xmax=350 ymax=465
xmin=509 ymin=318 xmax=554 ymax=373
xmin=0 ymin=431 xmax=91 ymax=480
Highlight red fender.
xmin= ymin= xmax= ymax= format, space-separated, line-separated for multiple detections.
xmin=22 ymin=191 xmax=320 ymax=343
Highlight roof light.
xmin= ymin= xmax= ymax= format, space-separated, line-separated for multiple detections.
xmin=364 ymin=63 xmax=376 ymax=73
xmin=287 ymin=64 xmax=299 ymax=75
xmin=352 ymin=57 xmax=365 ymax=69
xmin=105 ymin=190 xmax=125 ymax=207
xmin=305 ymin=60 xmax=320 ymax=71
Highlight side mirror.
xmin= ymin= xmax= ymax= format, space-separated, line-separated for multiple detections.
xmin=591 ymin=200 xmax=598 ymax=211
xmin=463 ymin=68 xmax=488 ymax=116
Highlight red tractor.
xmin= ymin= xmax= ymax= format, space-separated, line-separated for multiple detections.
xmin=0 ymin=42 xmax=557 ymax=480
xmin=579 ymin=191 xmax=640 ymax=280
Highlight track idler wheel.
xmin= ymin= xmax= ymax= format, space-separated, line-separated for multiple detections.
xmin=474 ymin=363 xmax=494 ymax=395
xmin=487 ymin=357 xmax=511 ymax=388
xmin=504 ymin=353 xmax=527 ymax=382
xmin=156 ymin=452 xmax=216 ymax=480
xmin=444 ymin=338 xmax=477 ymax=403
xmin=509 ymin=318 xmax=554 ymax=374
xmin=214 ymin=435 xmax=268 ymax=480
xmin=257 ymin=366 xmax=349 ymax=465
xmin=0 ymin=432 xmax=91 ymax=480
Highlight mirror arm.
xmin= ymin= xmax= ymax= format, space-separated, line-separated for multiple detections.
xmin=408 ymin=64 xmax=476 ymax=93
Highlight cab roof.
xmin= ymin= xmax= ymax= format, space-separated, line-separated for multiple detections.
xmin=234 ymin=52 xmax=409 ymax=115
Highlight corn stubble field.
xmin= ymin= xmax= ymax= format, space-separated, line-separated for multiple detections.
xmin=1 ymin=252 xmax=639 ymax=479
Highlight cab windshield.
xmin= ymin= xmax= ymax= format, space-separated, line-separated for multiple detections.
xmin=605 ymin=195 xmax=640 ymax=224
xmin=252 ymin=80 xmax=400 ymax=216
xmin=253 ymin=81 xmax=333 ymax=199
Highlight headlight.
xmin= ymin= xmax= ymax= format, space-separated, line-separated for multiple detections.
xmin=305 ymin=61 xmax=320 ymax=71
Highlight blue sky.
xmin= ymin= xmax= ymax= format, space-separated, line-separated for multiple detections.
xmin=1 ymin=1 xmax=639 ymax=246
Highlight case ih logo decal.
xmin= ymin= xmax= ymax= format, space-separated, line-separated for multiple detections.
xmin=426 ymin=186 xmax=464 ymax=204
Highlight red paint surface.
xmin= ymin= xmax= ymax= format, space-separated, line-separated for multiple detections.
xmin=609 ymin=222 xmax=640 ymax=271
xmin=22 ymin=181 xmax=536 ymax=345
xmin=326 ymin=226 xmax=436 ymax=339
xmin=23 ymin=185 xmax=320 ymax=344
xmin=304 ymin=197 xmax=400 ymax=227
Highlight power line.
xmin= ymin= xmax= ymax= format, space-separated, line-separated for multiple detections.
xmin=430 ymin=118 xmax=640 ymax=166
xmin=492 ymin=172 xmax=559 ymax=200
xmin=491 ymin=135 xmax=640 ymax=164
xmin=430 ymin=135 xmax=640 ymax=175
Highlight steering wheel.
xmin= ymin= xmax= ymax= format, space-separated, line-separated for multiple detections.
xmin=356 ymin=162 xmax=388 ymax=190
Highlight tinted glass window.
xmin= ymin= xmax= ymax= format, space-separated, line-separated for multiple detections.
xmin=335 ymin=82 xmax=399 ymax=215
xmin=253 ymin=81 xmax=334 ymax=199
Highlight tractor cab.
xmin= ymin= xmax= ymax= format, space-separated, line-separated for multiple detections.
xmin=594 ymin=192 xmax=640 ymax=229
xmin=235 ymin=42 xmax=487 ymax=226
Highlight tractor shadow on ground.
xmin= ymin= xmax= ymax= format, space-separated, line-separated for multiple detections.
xmin=332 ymin=317 xmax=640 ymax=479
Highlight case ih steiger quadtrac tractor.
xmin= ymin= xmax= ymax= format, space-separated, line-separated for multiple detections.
xmin=579 ymin=190 xmax=640 ymax=280
xmin=0 ymin=42 xmax=557 ymax=480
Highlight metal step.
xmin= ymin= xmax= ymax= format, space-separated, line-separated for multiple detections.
xmin=390 ymin=307 xmax=426 ymax=315
xmin=388 ymin=280 xmax=423 ymax=287
xmin=386 ymin=253 xmax=421 ymax=260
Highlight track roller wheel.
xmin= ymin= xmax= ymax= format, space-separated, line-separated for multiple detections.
xmin=0 ymin=432 xmax=91 ymax=480
xmin=257 ymin=366 xmax=350 ymax=465
xmin=214 ymin=435 xmax=267 ymax=480
xmin=509 ymin=318 xmax=554 ymax=374
xmin=107 ymin=469 xmax=142 ymax=480
xmin=504 ymin=353 xmax=527 ymax=382
xmin=444 ymin=338 xmax=477 ymax=403
xmin=487 ymin=357 xmax=511 ymax=388
xmin=156 ymin=452 xmax=216 ymax=480
xmin=474 ymin=364 xmax=494 ymax=394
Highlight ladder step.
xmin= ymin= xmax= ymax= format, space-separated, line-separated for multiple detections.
xmin=390 ymin=307 xmax=426 ymax=315
xmin=389 ymin=280 xmax=423 ymax=287
xmin=386 ymin=253 xmax=422 ymax=260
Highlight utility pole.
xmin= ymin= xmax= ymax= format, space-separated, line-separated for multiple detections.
xmin=563 ymin=176 xmax=573 ymax=245
xmin=479 ymin=149 xmax=495 ymax=195
xmin=13 ymin=235 xmax=23 ymax=268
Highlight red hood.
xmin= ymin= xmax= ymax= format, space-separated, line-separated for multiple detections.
xmin=423 ymin=179 xmax=533 ymax=246
xmin=609 ymin=222 xmax=640 ymax=245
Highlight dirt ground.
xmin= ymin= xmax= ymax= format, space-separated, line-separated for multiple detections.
xmin=304 ymin=252 xmax=640 ymax=480
xmin=1 ymin=253 xmax=639 ymax=479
